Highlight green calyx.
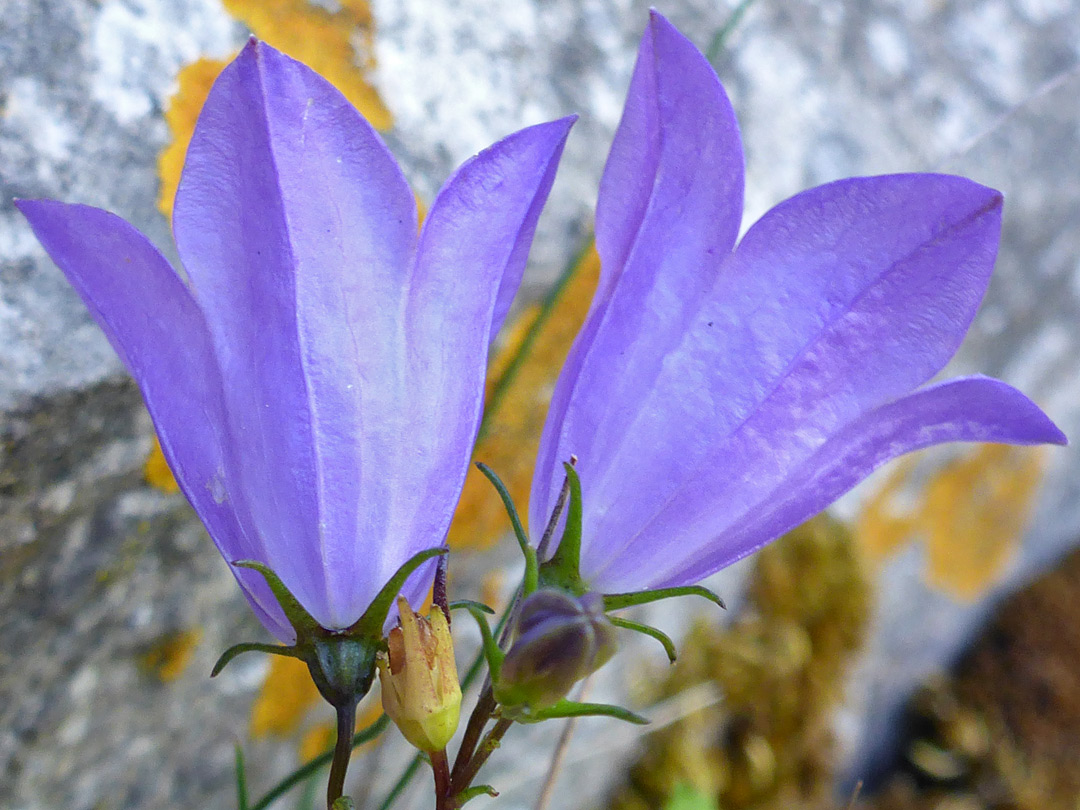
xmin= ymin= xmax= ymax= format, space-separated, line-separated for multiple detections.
xmin=212 ymin=547 xmax=448 ymax=711
xmin=476 ymin=456 xmax=730 ymax=721
xmin=536 ymin=462 xmax=588 ymax=595
xmin=505 ymin=698 xmax=649 ymax=726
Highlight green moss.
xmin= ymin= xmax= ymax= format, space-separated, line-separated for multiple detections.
xmin=608 ymin=515 xmax=871 ymax=810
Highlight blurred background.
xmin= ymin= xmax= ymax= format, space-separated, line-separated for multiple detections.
xmin=1 ymin=1 xmax=1079 ymax=808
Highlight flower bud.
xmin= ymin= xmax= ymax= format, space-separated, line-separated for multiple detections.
xmin=497 ymin=589 xmax=617 ymax=710
xmin=377 ymin=598 xmax=462 ymax=752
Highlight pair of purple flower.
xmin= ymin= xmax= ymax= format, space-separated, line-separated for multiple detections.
xmin=18 ymin=14 xmax=1065 ymax=644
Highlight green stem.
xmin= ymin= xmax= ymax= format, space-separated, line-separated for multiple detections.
xmin=449 ymin=592 xmax=520 ymax=791
xmin=326 ymin=700 xmax=359 ymax=810
xmin=706 ymin=0 xmax=758 ymax=65
xmin=479 ymin=238 xmax=594 ymax=442
xmin=235 ymin=744 xmax=250 ymax=810
xmin=476 ymin=462 xmax=538 ymax=595
xmin=450 ymin=718 xmax=514 ymax=797
xmin=249 ymin=715 xmax=389 ymax=810
xmin=449 ymin=687 xmax=497 ymax=790
xmin=432 ymin=749 xmax=452 ymax=810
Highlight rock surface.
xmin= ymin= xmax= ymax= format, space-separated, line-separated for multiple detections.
xmin=2 ymin=0 xmax=1080 ymax=808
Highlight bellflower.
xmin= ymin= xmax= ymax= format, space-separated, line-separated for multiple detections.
xmin=18 ymin=41 xmax=574 ymax=644
xmin=529 ymin=13 xmax=1066 ymax=597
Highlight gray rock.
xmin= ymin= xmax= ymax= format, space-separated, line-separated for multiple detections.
xmin=2 ymin=0 xmax=1080 ymax=808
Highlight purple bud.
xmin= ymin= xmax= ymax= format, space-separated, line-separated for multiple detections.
xmin=497 ymin=590 xmax=617 ymax=709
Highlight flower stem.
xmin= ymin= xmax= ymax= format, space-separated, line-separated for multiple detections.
xmin=449 ymin=685 xmax=497 ymax=788
xmin=431 ymin=749 xmax=452 ymax=810
xmin=327 ymin=698 xmax=359 ymax=809
xmin=451 ymin=718 xmax=514 ymax=796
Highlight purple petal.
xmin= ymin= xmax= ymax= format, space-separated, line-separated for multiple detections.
xmin=485 ymin=118 xmax=577 ymax=340
xmin=645 ymin=377 xmax=1067 ymax=590
xmin=578 ymin=173 xmax=1005 ymax=588
xmin=531 ymin=11 xmax=744 ymax=536
xmin=384 ymin=117 xmax=575 ymax=591
xmin=172 ymin=41 xmax=420 ymax=629
xmin=16 ymin=200 xmax=292 ymax=641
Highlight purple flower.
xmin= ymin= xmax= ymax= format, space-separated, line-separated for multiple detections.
xmin=18 ymin=41 xmax=574 ymax=643
xmin=529 ymin=13 xmax=1066 ymax=596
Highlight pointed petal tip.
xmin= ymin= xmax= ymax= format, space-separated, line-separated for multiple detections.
xmin=647 ymin=8 xmax=694 ymax=50
xmin=920 ymin=173 xmax=1003 ymax=215
xmin=1043 ymin=418 xmax=1069 ymax=447
xmin=13 ymin=197 xmax=47 ymax=215
xmin=522 ymin=114 xmax=578 ymax=149
xmin=239 ymin=35 xmax=260 ymax=59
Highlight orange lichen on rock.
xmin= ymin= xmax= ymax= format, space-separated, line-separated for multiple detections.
xmin=143 ymin=436 xmax=181 ymax=494
xmin=249 ymin=654 xmax=322 ymax=738
xmin=157 ymin=0 xmax=390 ymax=219
xmin=156 ymin=58 xmax=227 ymax=219
xmin=448 ymin=244 xmax=601 ymax=550
xmin=221 ymin=0 xmax=390 ymax=130
xmin=137 ymin=629 xmax=202 ymax=682
xmin=857 ymin=445 xmax=1047 ymax=600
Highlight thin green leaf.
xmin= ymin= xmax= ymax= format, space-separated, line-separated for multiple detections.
xmin=705 ymin=0 xmax=758 ymax=65
xmin=295 ymin=765 xmax=320 ymax=810
xmin=476 ymin=462 xmax=539 ymax=595
xmin=235 ymin=743 xmax=250 ymax=810
xmin=603 ymin=585 xmax=725 ymax=612
xmin=608 ymin=616 xmax=677 ymax=664
xmin=248 ymin=715 xmax=389 ymax=810
xmin=374 ymin=753 xmax=424 ymax=810
xmin=479 ymin=238 xmax=594 ymax=441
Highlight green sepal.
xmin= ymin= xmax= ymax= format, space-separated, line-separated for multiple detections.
xmin=331 ymin=798 xmax=356 ymax=810
xmin=476 ymin=462 xmax=538 ymax=596
xmin=609 ymin=616 xmax=677 ymax=664
xmin=458 ymin=602 xmax=505 ymax=682
xmin=233 ymin=560 xmax=323 ymax=641
xmin=449 ymin=599 xmax=495 ymax=615
xmin=602 ymin=584 xmax=725 ymax=612
xmin=211 ymin=641 xmax=304 ymax=677
xmin=348 ymin=546 xmax=449 ymax=638
xmin=537 ymin=462 xmax=587 ymax=595
xmin=454 ymin=785 xmax=499 ymax=806
xmin=512 ymin=698 xmax=649 ymax=725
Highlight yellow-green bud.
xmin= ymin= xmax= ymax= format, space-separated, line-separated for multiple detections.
xmin=377 ymin=598 xmax=462 ymax=752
